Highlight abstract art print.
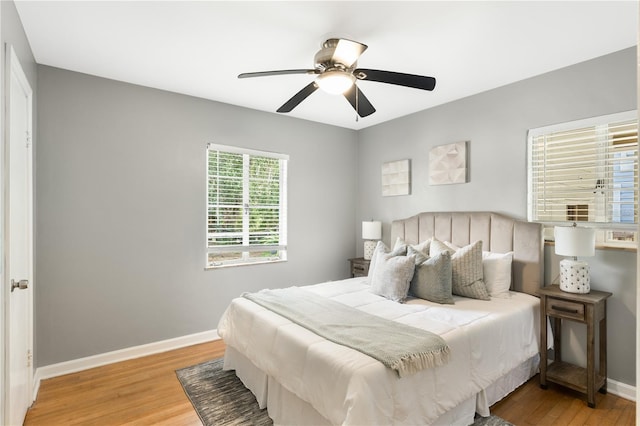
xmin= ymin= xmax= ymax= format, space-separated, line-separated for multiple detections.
xmin=429 ymin=141 xmax=468 ymax=185
xmin=382 ymin=159 xmax=411 ymax=196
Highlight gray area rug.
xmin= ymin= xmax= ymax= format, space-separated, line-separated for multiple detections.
xmin=176 ymin=358 xmax=514 ymax=426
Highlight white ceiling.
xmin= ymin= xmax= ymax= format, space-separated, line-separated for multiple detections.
xmin=14 ymin=1 xmax=639 ymax=130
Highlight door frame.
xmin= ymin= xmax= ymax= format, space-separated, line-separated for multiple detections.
xmin=2 ymin=43 xmax=34 ymax=424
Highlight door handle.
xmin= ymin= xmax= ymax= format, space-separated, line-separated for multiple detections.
xmin=11 ymin=279 xmax=28 ymax=292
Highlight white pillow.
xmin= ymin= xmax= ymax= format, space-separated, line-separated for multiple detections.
xmin=482 ymin=251 xmax=513 ymax=299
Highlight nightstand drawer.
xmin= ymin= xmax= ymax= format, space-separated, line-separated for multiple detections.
xmin=547 ymin=297 xmax=585 ymax=321
xmin=352 ymin=263 xmax=369 ymax=276
xmin=349 ymin=258 xmax=370 ymax=278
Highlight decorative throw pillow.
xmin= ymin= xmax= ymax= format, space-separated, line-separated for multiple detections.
xmin=368 ymin=240 xmax=407 ymax=280
xmin=396 ymin=237 xmax=431 ymax=257
xmin=442 ymin=242 xmax=513 ymax=299
xmin=482 ymin=251 xmax=513 ymax=299
xmin=407 ymin=245 xmax=429 ymax=264
xmin=430 ymin=238 xmax=490 ymax=300
xmin=409 ymin=248 xmax=454 ymax=304
xmin=443 ymin=241 xmax=460 ymax=251
xmin=369 ymin=253 xmax=415 ymax=302
xmin=429 ymin=238 xmax=454 ymax=257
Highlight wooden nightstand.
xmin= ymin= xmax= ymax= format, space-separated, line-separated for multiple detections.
xmin=348 ymin=258 xmax=370 ymax=278
xmin=538 ymin=285 xmax=612 ymax=408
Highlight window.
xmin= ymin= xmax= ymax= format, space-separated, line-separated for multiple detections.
xmin=528 ymin=111 xmax=638 ymax=247
xmin=206 ymin=144 xmax=288 ymax=267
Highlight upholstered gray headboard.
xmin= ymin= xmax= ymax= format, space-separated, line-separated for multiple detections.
xmin=390 ymin=212 xmax=543 ymax=296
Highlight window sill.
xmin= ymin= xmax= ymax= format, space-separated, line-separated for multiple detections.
xmin=544 ymin=240 xmax=637 ymax=253
xmin=205 ymin=259 xmax=287 ymax=270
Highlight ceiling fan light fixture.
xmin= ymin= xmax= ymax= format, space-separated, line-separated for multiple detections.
xmin=238 ymin=37 xmax=436 ymax=117
xmin=316 ymin=70 xmax=355 ymax=95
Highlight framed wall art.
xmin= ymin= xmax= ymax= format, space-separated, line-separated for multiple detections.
xmin=429 ymin=141 xmax=468 ymax=185
xmin=381 ymin=159 xmax=411 ymax=196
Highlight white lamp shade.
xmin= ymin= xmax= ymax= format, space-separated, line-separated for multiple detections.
xmin=554 ymin=226 xmax=595 ymax=257
xmin=362 ymin=221 xmax=382 ymax=240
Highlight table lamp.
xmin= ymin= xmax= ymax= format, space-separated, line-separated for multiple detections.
xmin=554 ymin=224 xmax=595 ymax=294
xmin=362 ymin=221 xmax=382 ymax=260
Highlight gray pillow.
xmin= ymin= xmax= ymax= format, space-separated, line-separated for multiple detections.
xmin=430 ymin=238 xmax=490 ymax=300
xmin=409 ymin=249 xmax=454 ymax=304
xmin=369 ymin=253 xmax=415 ymax=302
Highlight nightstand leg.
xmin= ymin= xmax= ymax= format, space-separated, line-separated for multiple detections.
xmin=599 ymin=312 xmax=608 ymax=395
xmin=553 ymin=317 xmax=562 ymax=362
xmin=587 ymin=310 xmax=595 ymax=408
xmin=539 ymin=295 xmax=548 ymax=389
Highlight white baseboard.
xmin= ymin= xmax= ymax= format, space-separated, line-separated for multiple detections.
xmin=607 ymin=378 xmax=636 ymax=402
xmin=32 ymin=329 xmax=220 ymax=402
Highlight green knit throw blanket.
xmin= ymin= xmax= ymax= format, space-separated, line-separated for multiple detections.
xmin=243 ymin=287 xmax=451 ymax=377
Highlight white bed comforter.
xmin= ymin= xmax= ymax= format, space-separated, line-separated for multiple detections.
xmin=217 ymin=278 xmax=541 ymax=425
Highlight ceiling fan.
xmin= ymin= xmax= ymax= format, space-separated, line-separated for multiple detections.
xmin=238 ymin=38 xmax=436 ymax=118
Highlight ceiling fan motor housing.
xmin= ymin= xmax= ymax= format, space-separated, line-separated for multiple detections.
xmin=314 ymin=39 xmax=352 ymax=71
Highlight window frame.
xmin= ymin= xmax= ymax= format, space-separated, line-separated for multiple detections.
xmin=206 ymin=143 xmax=288 ymax=268
xmin=527 ymin=110 xmax=638 ymax=248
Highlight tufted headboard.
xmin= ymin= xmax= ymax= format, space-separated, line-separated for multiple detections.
xmin=390 ymin=212 xmax=543 ymax=296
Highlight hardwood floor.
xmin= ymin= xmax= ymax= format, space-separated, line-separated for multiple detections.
xmin=491 ymin=374 xmax=636 ymax=425
xmin=25 ymin=341 xmax=224 ymax=426
xmin=25 ymin=339 xmax=635 ymax=425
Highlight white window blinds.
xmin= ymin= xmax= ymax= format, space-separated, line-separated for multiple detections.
xmin=528 ymin=111 xmax=638 ymax=231
xmin=206 ymin=144 xmax=288 ymax=267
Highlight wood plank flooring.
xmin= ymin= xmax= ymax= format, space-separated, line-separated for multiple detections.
xmin=25 ymin=341 xmax=224 ymax=426
xmin=25 ymin=339 xmax=635 ymax=425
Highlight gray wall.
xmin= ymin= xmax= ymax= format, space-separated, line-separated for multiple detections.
xmin=35 ymin=66 xmax=358 ymax=367
xmin=356 ymin=48 xmax=637 ymax=386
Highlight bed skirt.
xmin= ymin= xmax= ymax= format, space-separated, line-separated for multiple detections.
xmin=223 ymin=345 xmax=539 ymax=426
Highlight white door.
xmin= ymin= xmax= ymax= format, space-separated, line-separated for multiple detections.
xmin=5 ymin=45 xmax=34 ymax=426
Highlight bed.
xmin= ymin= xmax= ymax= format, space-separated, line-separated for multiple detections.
xmin=218 ymin=211 xmax=545 ymax=425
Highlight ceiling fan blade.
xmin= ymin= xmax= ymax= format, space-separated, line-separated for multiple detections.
xmin=331 ymin=39 xmax=368 ymax=68
xmin=238 ymin=69 xmax=317 ymax=79
xmin=354 ymin=68 xmax=436 ymax=91
xmin=277 ymin=82 xmax=319 ymax=113
xmin=344 ymin=85 xmax=376 ymax=117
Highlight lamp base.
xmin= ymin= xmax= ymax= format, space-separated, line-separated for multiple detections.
xmin=364 ymin=240 xmax=377 ymax=260
xmin=559 ymin=258 xmax=590 ymax=294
